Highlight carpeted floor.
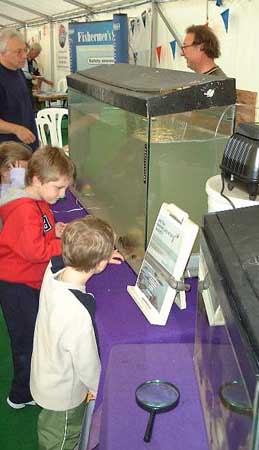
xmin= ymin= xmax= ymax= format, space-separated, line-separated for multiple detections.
xmin=0 ymin=309 xmax=40 ymax=450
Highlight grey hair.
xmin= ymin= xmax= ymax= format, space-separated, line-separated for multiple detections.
xmin=30 ymin=42 xmax=42 ymax=53
xmin=0 ymin=28 xmax=25 ymax=53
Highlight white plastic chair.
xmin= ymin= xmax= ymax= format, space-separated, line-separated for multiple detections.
xmin=49 ymin=78 xmax=68 ymax=107
xmin=36 ymin=108 xmax=68 ymax=148
xmin=57 ymin=77 xmax=67 ymax=93
xmin=36 ymin=116 xmax=59 ymax=147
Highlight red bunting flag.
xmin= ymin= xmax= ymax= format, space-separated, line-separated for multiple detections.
xmin=156 ymin=46 xmax=162 ymax=63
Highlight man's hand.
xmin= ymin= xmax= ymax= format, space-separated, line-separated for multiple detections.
xmin=14 ymin=125 xmax=36 ymax=144
xmin=45 ymin=79 xmax=54 ymax=87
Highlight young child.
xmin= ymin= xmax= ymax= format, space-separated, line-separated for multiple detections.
xmin=0 ymin=145 xmax=75 ymax=409
xmin=0 ymin=141 xmax=32 ymax=196
xmin=30 ymin=216 xmax=115 ymax=450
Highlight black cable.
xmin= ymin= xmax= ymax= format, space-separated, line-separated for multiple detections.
xmin=220 ymin=173 xmax=236 ymax=209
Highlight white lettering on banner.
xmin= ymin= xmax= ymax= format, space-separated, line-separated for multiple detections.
xmin=88 ymin=57 xmax=114 ymax=64
xmin=77 ymin=31 xmax=114 ymax=43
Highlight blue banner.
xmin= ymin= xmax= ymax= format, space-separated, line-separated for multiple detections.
xmin=113 ymin=14 xmax=128 ymax=63
xmin=69 ymin=21 xmax=114 ymax=72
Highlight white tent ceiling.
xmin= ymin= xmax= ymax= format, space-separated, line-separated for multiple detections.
xmin=0 ymin=0 xmax=142 ymax=28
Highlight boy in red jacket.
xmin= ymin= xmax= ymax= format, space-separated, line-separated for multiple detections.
xmin=0 ymin=145 xmax=75 ymax=408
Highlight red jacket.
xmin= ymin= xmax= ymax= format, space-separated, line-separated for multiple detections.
xmin=0 ymin=192 xmax=61 ymax=289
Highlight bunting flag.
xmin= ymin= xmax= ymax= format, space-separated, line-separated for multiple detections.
xmin=156 ymin=46 xmax=162 ymax=63
xmin=141 ymin=10 xmax=147 ymax=28
xmin=216 ymin=0 xmax=223 ymax=6
xmin=130 ymin=19 xmax=135 ymax=34
xmin=221 ymin=8 xmax=229 ymax=32
xmin=133 ymin=52 xmax=138 ymax=64
xmin=169 ymin=40 xmax=176 ymax=59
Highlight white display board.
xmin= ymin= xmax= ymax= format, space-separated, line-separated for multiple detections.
xmin=127 ymin=203 xmax=198 ymax=326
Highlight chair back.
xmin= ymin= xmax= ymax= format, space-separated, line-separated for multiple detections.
xmin=57 ymin=78 xmax=67 ymax=93
xmin=36 ymin=108 xmax=68 ymax=147
xmin=35 ymin=116 xmax=59 ymax=147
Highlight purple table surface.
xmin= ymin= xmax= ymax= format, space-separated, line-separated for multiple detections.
xmin=52 ymin=189 xmax=87 ymax=222
xmin=87 ymin=263 xmax=198 ymax=408
xmin=99 ymin=343 xmax=208 ymax=450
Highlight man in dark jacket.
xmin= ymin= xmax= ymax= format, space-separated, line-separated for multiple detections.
xmin=0 ymin=29 xmax=38 ymax=151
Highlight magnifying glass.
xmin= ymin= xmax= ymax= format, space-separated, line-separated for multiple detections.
xmin=219 ymin=380 xmax=253 ymax=416
xmin=135 ymin=379 xmax=180 ymax=443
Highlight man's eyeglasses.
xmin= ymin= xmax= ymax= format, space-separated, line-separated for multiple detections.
xmin=181 ymin=43 xmax=195 ymax=50
xmin=7 ymin=49 xmax=27 ymax=56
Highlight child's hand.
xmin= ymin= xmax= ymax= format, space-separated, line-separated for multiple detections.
xmin=86 ymin=391 xmax=96 ymax=403
xmin=109 ymin=249 xmax=124 ymax=265
xmin=55 ymin=222 xmax=66 ymax=238
xmin=8 ymin=160 xmax=20 ymax=170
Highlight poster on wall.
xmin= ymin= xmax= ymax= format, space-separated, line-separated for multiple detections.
xmin=56 ymin=23 xmax=70 ymax=72
xmin=69 ymin=21 xmax=114 ymax=72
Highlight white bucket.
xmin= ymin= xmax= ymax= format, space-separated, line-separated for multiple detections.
xmin=206 ymin=175 xmax=259 ymax=213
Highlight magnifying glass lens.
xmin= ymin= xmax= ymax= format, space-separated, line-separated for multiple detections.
xmin=136 ymin=381 xmax=179 ymax=409
xmin=136 ymin=380 xmax=180 ymax=443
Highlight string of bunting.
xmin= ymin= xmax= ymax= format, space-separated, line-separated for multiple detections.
xmin=130 ymin=8 xmax=149 ymax=35
xmin=155 ymin=8 xmax=230 ymax=63
xmin=215 ymin=0 xmax=230 ymax=33
xmin=130 ymin=5 xmax=230 ymax=63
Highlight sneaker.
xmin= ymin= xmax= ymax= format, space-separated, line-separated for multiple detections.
xmin=7 ymin=397 xmax=36 ymax=409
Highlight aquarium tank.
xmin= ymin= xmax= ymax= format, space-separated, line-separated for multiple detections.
xmin=67 ymin=64 xmax=236 ymax=272
xmin=195 ymin=207 xmax=259 ymax=450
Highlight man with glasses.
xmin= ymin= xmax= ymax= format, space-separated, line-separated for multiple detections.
xmin=181 ymin=25 xmax=226 ymax=77
xmin=0 ymin=29 xmax=38 ymax=151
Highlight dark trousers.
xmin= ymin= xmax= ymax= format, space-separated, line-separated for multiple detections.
xmin=0 ymin=281 xmax=39 ymax=403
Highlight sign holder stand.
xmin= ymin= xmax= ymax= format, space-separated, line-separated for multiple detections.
xmin=127 ymin=203 xmax=198 ymax=325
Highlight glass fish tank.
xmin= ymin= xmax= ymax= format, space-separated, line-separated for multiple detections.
xmin=67 ymin=64 xmax=236 ymax=272
xmin=195 ymin=208 xmax=259 ymax=450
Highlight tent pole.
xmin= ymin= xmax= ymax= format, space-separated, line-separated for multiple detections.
xmin=149 ymin=0 xmax=155 ymax=68
xmin=155 ymin=2 xmax=182 ymax=47
xmin=49 ymin=21 xmax=55 ymax=87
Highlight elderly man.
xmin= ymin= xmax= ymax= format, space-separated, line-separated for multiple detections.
xmin=181 ymin=25 xmax=226 ymax=77
xmin=23 ymin=42 xmax=53 ymax=112
xmin=25 ymin=42 xmax=53 ymax=89
xmin=0 ymin=29 xmax=38 ymax=150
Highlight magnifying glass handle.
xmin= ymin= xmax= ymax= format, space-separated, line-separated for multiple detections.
xmin=144 ymin=410 xmax=156 ymax=443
